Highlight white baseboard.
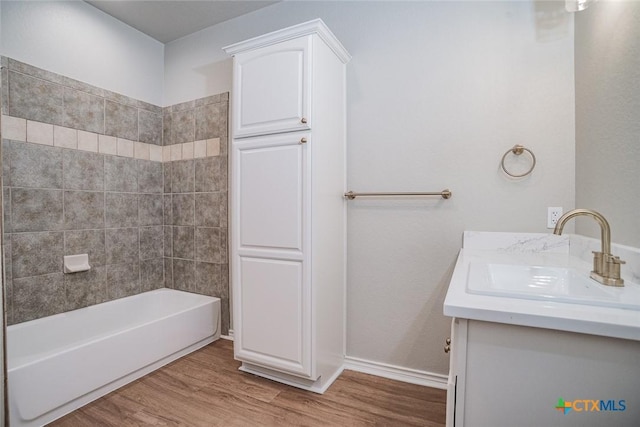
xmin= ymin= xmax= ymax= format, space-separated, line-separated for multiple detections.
xmin=344 ymin=356 xmax=448 ymax=389
xmin=222 ymin=330 xmax=446 ymax=389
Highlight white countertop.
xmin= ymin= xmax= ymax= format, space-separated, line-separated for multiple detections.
xmin=443 ymin=232 xmax=640 ymax=341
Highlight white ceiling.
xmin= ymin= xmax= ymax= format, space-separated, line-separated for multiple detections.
xmin=85 ymin=0 xmax=280 ymax=43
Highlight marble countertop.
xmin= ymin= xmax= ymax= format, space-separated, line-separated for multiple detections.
xmin=443 ymin=231 xmax=640 ymax=341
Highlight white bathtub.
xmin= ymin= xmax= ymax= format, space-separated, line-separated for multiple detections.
xmin=7 ymin=288 xmax=221 ymax=427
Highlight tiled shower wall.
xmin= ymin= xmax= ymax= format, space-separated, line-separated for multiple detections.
xmin=162 ymin=93 xmax=230 ymax=335
xmin=0 ymin=57 xmax=229 ymax=333
xmin=2 ymin=141 xmax=165 ymax=324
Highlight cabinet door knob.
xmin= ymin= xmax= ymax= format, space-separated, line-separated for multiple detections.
xmin=446 ymin=338 xmax=451 ymax=345
xmin=301 ymin=117 xmax=308 ymax=124
xmin=444 ymin=345 xmax=451 ymax=354
xmin=300 ymin=138 xmax=308 ymax=144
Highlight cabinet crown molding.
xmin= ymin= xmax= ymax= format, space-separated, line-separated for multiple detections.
xmin=223 ymin=18 xmax=351 ymax=64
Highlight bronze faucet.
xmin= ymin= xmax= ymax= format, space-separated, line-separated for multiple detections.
xmin=553 ymin=209 xmax=625 ymax=287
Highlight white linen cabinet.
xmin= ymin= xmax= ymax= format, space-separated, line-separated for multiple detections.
xmin=223 ymin=19 xmax=351 ymax=393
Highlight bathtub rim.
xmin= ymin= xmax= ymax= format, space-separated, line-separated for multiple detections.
xmin=8 ymin=289 xmax=219 ymax=371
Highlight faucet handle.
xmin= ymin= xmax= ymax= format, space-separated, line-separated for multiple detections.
xmin=605 ymin=255 xmax=625 ymax=284
xmin=592 ymin=251 xmax=604 ymax=275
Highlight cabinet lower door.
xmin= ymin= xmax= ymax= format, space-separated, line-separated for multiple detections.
xmin=232 ymin=133 xmax=313 ymax=378
xmin=237 ymin=257 xmax=310 ymax=375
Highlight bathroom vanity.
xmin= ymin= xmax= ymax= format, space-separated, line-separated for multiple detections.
xmin=224 ymin=20 xmax=350 ymax=393
xmin=444 ymin=232 xmax=640 ymax=426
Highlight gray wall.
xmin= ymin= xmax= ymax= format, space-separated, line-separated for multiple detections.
xmin=575 ymin=1 xmax=640 ymax=248
xmin=2 ymin=58 xmax=229 ymax=332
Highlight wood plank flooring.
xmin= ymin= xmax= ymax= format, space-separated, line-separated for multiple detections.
xmin=50 ymin=339 xmax=446 ymax=426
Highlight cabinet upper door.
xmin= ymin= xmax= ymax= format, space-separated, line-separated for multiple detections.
xmin=232 ymin=36 xmax=312 ymax=138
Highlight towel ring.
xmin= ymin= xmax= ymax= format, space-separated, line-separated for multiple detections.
xmin=501 ymin=145 xmax=536 ymax=178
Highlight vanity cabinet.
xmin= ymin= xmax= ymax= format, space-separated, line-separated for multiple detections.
xmin=446 ymin=318 xmax=640 ymax=426
xmin=224 ymin=20 xmax=350 ymax=393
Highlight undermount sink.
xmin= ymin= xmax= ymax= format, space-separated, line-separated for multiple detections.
xmin=466 ymin=262 xmax=640 ymax=310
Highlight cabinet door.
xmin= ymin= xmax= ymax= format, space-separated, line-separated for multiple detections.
xmin=232 ymin=36 xmax=312 ymax=138
xmin=232 ymin=133 xmax=313 ymax=378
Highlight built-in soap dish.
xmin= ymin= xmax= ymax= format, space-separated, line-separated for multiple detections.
xmin=63 ymin=254 xmax=91 ymax=274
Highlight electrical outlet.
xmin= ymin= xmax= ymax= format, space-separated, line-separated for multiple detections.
xmin=547 ymin=207 xmax=563 ymax=229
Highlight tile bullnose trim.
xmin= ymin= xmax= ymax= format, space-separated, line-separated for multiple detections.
xmin=3 ymin=117 xmax=224 ymax=163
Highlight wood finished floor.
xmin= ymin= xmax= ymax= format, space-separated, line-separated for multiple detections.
xmin=50 ymin=339 xmax=446 ymax=426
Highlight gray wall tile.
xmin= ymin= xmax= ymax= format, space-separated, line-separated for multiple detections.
xmin=64 ymin=150 xmax=104 ymax=191
xmin=2 ymin=140 xmax=11 ymax=187
xmin=172 ymin=258 xmax=194 ymax=292
xmin=194 ymin=261 xmax=221 ymax=297
xmin=138 ymin=102 xmax=162 ymax=115
xmin=106 ymin=262 xmax=140 ymax=299
xmin=172 ymin=193 xmax=194 ymax=226
xmin=1 ymin=67 xmax=8 ymax=115
xmin=64 ymin=229 xmax=106 ymax=267
xmin=5 ymin=279 xmax=13 ymax=325
xmin=103 ymin=89 xmax=133 ymax=107
xmin=9 ymin=58 xmax=66 ymax=84
xmin=105 ymin=156 xmax=137 ymax=192
xmin=64 ymin=266 xmax=106 ymax=311
xmin=138 ymin=160 xmax=163 ymax=193
xmin=12 ymin=188 xmax=63 ymax=232
xmin=4 ymin=241 xmax=12 ymax=281
xmin=141 ymin=258 xmax=163 ymax=292
xmin=12 ymin=232 xmax=63 ymax=278
xmin=195 ymin=261 xmax=229 ymax=334
xmin=195 ymin=192 xmax=220 ymax=227
xmin=195 ymin=103 xmax=219 ymax=141
xmin=220 ymin=192 xmax=228 ymax=228
xmin=163 ymin=195 xmax=172 ymax=225
xmin=172 ymin=100 xmax=195 ymax=112
xmin=140 ymin=226 xmax=163 ymax=260
xmin=3 ymin=187 xmax=11 ymax=233
xmin=105 ymin=193 xmax=138 ymax=228
xmin=105 ymin=101 xmax=138 ymax=140
xmin=218 ymin=102 xmax=229 ymax=137
xmin=220 ymin=230 xmax=228 ymax=263
xmin=106 ymin=228 xmax=139 ymax=265
xmin=163 ymin=163 xmax=172 ymax=193
xmin=64 ymin=191 xmax=104 ymax=230
xmin=164 ymin=257 xmax=173 ymax=288
xmin=13 ymin=273 xmax=65 ymax=323
xmin=163 ymin=226 xmax=172 ymax=257
xmin=219 ymin=136 xmax=228 ymax=156
xmin=10 ymin=142 xmax=63 ymax=189
xmin=220 ymin=296 xmax=230 ymax=336
xmin=194 ymin=157 xmax=224 ymax=193
xmin=138 ymin=194 xmax=163 ymax=226
xmin=9 ymin=71 xmax=64 ymax=124
xmin=138 ymin=109 xmax=162 ymax=145
xmin=62 ymin=87 xmax=104 ymax=134
xmin=172 ymin=159 xmax=194 ymax=193
xmin=163 ymin=107 xmax=172 ymax=146
xmin=62 ymin=75 xmax=105 ymax=98
xmin=171 ymin=110 xmax=194 ymax=144
xmin=173 ymin=226 xmax=194 ymax=260
xmin=195 ymin=227 xmax=220 ymax=263
xmin=195 ymin=94 xmax=220 ymax=107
